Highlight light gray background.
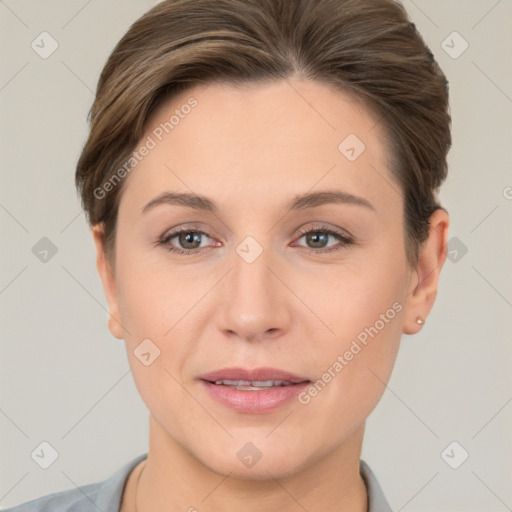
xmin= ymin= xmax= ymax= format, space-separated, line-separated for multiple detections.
xmin=1 ymin=1 xmax=511 ymax=510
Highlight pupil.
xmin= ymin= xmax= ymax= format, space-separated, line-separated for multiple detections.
xmin=308 ymin=232 xmax=327 ymax=248
xmin=180 ymin=232 xmax=201 ymax=248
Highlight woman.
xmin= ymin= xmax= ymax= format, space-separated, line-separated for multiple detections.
xmin=6 ymin=0 xmax=451 ymax=510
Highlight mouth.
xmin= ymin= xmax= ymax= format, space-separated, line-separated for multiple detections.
xmin=199 ymin=367 xmax=311 ymax=413
xmin=200 ymin=367 xmax=310 ymax=386
xmin=208 ymin=379 xmax=304 ymax=390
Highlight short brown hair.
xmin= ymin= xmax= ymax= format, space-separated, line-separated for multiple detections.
xmin=75 ymin=0 xmax=451 ymax=269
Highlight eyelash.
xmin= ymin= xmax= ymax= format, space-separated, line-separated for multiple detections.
xmin=156 ymin=225 xmax=354 ymax=256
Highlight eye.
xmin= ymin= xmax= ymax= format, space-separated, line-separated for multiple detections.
xmin=156 ymin=228 xmax=217 ymax=255
xmin=293 ymin=225 xmax=354 ymax=253
xmin=155 ymin=224 xmax=354 ymax=256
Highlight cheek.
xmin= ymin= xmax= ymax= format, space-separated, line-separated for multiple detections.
xmin=117 ymin=265 xmax=196 ymax=428
xmin=114 ymin=239 xmax=196 ymax=339
xmin=112 ymin=244 xmax=196 ymax=395
xmin=295 ymin=304 xmax=403 ymax=443
xmin=315 ymin=284 xmax=403 ymax=393
xmin=304 ymin=246 xmax=406 ymax=341
xmin=298 ymin=246 xmax=406 ymax=407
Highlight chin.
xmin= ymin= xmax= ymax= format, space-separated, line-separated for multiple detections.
xmin=206 ymin=454 xmax=307 ymax=481
xmin=189 ymin=434 xmax=318 ymax=481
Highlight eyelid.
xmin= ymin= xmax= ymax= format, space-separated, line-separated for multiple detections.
xmin=295 ymin=223 xmax=353 ymax=241
xmin=158 ymin=223 xmax=216 ymax=242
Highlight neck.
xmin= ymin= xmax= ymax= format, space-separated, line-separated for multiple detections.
xmin=130 ymin=416 xmax=368 ymax=512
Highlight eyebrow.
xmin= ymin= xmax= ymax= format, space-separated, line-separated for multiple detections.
xmin=141 ymin=190 xmax=375 ymax=214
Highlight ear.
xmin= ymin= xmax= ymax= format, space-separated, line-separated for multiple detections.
xmin=92 ymin=224 xmax=124 ymax=340
xmin=403 ymin=208 xmax=450 ymax=335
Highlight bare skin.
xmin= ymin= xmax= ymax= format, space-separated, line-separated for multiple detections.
xmin=93 ymin=78 xmax=449 ymax=512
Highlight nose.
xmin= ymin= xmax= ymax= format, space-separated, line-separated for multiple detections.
xmin=215 ymin=244 xmax=292 ymax=343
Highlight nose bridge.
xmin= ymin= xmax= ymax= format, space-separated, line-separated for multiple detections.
xmin=217 ymin=236 xmax=291 ymax=341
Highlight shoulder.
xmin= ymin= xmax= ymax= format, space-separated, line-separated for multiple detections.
xmin=2 ymin=454 xmax=148 ymax=512
xmin=2 ymin=481 xmax=104 ymax=512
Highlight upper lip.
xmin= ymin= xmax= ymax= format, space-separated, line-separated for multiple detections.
xmin=200 ymin=367 xmax=310 ymax=384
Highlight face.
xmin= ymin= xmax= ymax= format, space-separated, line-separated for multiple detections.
xmin=95 ymin=79 xmax=421 ymax=479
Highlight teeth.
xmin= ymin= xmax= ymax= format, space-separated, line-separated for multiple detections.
xmin=213 ymin=379 xmax=293 ymax=387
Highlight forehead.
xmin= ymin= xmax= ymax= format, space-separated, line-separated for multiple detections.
xmin=119 ymin=79 xmax=400 ymax=217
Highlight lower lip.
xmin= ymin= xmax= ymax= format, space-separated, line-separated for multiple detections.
xmin=201 ymin=380 xmax=310 ymax=413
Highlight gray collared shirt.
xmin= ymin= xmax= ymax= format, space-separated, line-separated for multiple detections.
xmin=3 ymin=454 xmax=393 ymax=511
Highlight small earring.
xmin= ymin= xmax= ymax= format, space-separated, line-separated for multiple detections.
xmin=416 ymin=316 xmax=425 ymax=325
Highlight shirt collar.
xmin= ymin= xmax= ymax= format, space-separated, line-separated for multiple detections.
xmin=95 ymin=454 xmax=392 ymax=512
xmin=360 ymin=459 xmax=393 ymax=511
